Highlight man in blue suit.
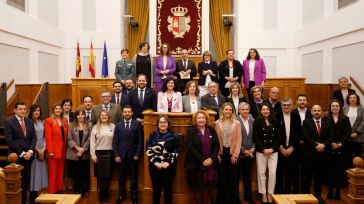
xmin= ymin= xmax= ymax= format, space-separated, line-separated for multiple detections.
xmin=113 ymin=105 xmax=143 ymax=204
xmin=5 ymin=101 xmax=36 ymax=204
xmin=127 ymin=74 xmax=157 ymax=120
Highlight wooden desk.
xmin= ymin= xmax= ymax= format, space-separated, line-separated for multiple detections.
xmin=272 ymin=194 xmax=318 ymax=204
xmin=35 ymin=194 xmax=81 ymax=204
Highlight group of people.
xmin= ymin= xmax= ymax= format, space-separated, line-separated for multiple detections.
xmin=4 ymin=43 xmax=364 ymax=204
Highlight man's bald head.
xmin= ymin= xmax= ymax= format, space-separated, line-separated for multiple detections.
xmin=311 ymin=105 xmax=322 ymax=120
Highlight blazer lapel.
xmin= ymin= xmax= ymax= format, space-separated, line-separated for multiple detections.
xmin=13 ymin=117 xmax=25 ymax=137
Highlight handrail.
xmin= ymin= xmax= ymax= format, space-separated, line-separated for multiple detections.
xmin=6 ymin=79 xmax=14 ymax=91
xmin=0 ymin=82 xmax=3 ymax=88
xmin=32 ymin=83 xmax=46 ymax=105
xmin=350 ymin=76 xmax=364 ymax=96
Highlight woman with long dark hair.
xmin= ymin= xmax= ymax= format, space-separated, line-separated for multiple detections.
xmin=242 ymin=48 xmax=266 ymax=100
xmin=28 ymin=104 xmax=47 ymax=202
xmin=66 ymin=109 xmax=91 ymax=197
xmin=253 ymin=102 xmax=280 ymax=204
xmin=343 ymin=93 xmax=364 ymax=158
xmin=326 ymin=100 xmax=351 ymax=200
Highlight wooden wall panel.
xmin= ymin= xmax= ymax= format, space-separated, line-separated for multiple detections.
xmin=304 ymin=84 xmax=340 ymax=111
xmin=7 ymin=84 xmax=41 ymax=116
xmin=71 ymin=78 xmax=116 ymax=110
xmin=48 ymin=84 xmax=72 ymax=113
xmin=262 ymin=78 xmax=306 ymax=105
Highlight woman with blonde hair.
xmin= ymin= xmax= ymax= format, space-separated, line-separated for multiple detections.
xmin=227 ymin=82 xmax=247 ymax=115
xmin=90 ymin=110 xmax=115 ymax=203
xmin=185 ymin=110 xmax=219 ymax=204
xmin=45 ymin=103 xmax=69 ymax=194
xmin=215 ymin=102 xmax=242 ymax=204
xmin=249 ymin=85 xmax=265 ymax=119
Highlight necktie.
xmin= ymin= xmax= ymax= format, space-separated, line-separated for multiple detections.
xmin=316 ymin=120 xmax=321 ymax=135
xmin=104 ymin=105 xmax=109 ymax=111
xmin=126 ymin=121 xmax=130 ymax=132
xmin=86 ymin=112 xmax=90 ymax=121
xmin=116 ymin=94 xmax=120 ymax=104
xmin=20 ymin=118 xmax=26 ymax=136
xmin=212 ymin=95 xmax=218 ymax=106
xmin=184 ymin=60 xmax=187 ymax=69
xmin=139 ymin=89 xmax=144 ymax=106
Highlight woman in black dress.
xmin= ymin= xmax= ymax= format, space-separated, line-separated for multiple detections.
xmin=133 ymin=42 xmax=152 ymax=88
xmin=326 ymin=100 xmax=351 ymax=200
xmin=146 ymin=115 xmax=180 ymax=204
xmin=185 ymin=110 xmax=219 ymax=204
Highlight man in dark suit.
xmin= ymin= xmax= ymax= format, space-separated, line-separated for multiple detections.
xmin=302 ymin=105 xmax=334 ymax=204
xmin=266 ymin=87 xmax=282 ymax=114
xmin=292 ymin=94 xmax=312 ymax=193
xmin=5 ymin=101 xmax=36 ymax=204
xmin=174 ymin=49 xmax=197 ymax=92
xmin=127 ymin=74 xmax=157 ymax=120
xmin=276 ymin=98 xmax=301 ymax=194
xmin=94 ymin=91 xmax=122 ymax=124
xmin=201 ymin=81 xmax=226 ymax=115
xmin=83 ymin=95 xmax=97 ymax=125
xmin=113 ymin=105 xmax=143 ymax=204
xmin=237 ymin=102 xmax=255 ymax=203
xmin=111 ymin=81 xmax=128 ymax=109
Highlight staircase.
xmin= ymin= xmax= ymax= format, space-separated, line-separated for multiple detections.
xmin=0 ymin=127 xmax=8 ymax=167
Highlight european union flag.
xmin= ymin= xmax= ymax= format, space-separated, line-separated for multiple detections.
xmin=101 ymin=41 xmax=108 ymax=77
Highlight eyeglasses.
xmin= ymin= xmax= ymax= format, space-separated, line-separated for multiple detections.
xmin=159 ymin=121 xmax=168 ymax=124
xmin=101 ymin=95 xmax=110 ymax=98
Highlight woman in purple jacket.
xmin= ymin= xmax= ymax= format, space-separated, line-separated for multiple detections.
xmin=242 ymin=48 xmax=266 ymax=100
xmin=154 ymin=43 xmax=176 ymax=94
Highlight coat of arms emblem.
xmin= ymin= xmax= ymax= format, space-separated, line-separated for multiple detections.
xmin=167 ymin=5 xmax=191 ymax=38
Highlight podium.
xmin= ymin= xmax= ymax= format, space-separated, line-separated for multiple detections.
xmin=142 ymin=110 xmax=217 ymax=204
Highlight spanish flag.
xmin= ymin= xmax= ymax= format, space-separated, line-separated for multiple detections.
xmin=89 ymin=42 xmax=95 ymax=78
xmin=76 ymin=41 xmax=81 ymax=77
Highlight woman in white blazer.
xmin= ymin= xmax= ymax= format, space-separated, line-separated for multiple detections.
xmin=157 ymin=78 xmax=183 ymax=113
xmin=182 ymin=80 xmax=202 ymax=112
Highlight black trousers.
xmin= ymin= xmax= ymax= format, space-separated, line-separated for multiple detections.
xmin=276 ymin=151 xmax=299 ymax=194
xmin=348 ymin=141 xmax=363 ymax=158
xmin=149 ymin=164 xmax=176 ymax=204
xmin=238 ymin=157 xmax=253 ymax=199
xmin=118 ymin=154 xmax=138 ymax=198
xmin=67 ymin=159 xmax=90 ymax=195
xmin=18 ymin=157 xmax=32 ymax=204
xmin=217 ymin=147 xmax=238 ymax=204
xmin=246 ymin=81 xmax=256 ymax=101
xmin=301 ymin=153 xmax=326 ymax=198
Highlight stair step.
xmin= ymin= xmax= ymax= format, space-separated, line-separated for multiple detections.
xmin=0 ymin=155 xmax=7 ymax=161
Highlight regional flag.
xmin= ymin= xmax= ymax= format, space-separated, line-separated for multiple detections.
xmin=89 ymin=42 xmax=95 ymax=78
xmin=76 ymin=41 xmax=81 ymax=77
xmin=101 ymin=41 xmax=108 ymax=78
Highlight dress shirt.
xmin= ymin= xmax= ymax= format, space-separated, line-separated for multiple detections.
xmin=298 ymin=108 xmax=307 ymax=125
xmin=347 ymin=106 xmax=357 ymax=127
xmin=240 ymin=116 xmax=250 ymax=135
xmin=249 ymin=60 xmax=255 ymax=81
xmin=138 ymin=88 xmax=146 ymax=101
xmin=283 ymin=112 xmax=291 ymax=146
xmin=102 ymin=103 xmax=110 ymax=111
